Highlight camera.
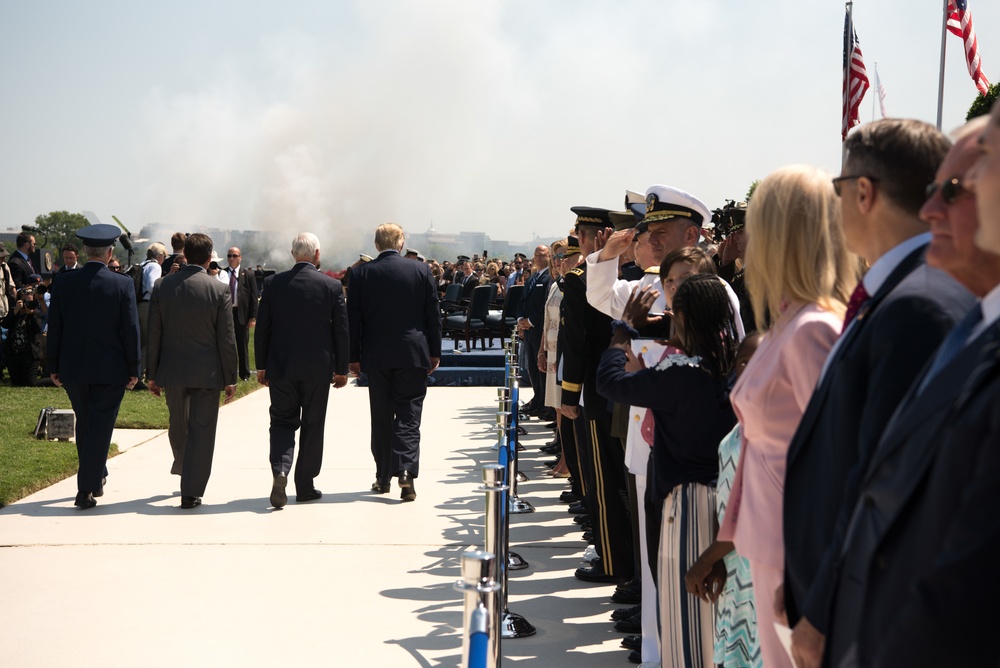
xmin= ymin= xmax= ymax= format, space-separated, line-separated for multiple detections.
xmin=711 ymin=200 xmax=746 ymax=243
xmin=209 ymin=261 xmax=219 ymax=271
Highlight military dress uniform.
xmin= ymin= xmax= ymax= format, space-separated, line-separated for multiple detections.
xmin=561 ymin=207 xmax=633 ymax=583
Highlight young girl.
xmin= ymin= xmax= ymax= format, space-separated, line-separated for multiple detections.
xmin=597 ymin=273 xmax=740 ymax=668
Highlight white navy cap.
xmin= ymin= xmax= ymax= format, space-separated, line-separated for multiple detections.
xmin=637 ymin=185 xmax=711 ymax=233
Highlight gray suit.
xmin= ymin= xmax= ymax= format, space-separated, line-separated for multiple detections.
xmin=147 ymin=265 xmax=238 ymax=497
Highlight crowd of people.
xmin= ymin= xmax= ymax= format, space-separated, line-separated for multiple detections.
xmin=9 ymin=103 xmax=1000 ymax=667
xmin=509 ymin=111 xmax=1000 ymax=668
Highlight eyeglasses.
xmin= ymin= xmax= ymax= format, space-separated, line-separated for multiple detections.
xmin=832 ymin=174 xmax=879 ymax=197
xmin=925 ymin=177 xmax=969 ymax=205
xmin=227 ymin=254 xmax=240 ymax=258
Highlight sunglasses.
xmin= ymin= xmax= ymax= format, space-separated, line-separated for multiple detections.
xmin=832 ymin=174 xmax=879 ymax=197
xmin=227 ymin=254 xmax=240 ymax=258
xmin=925 ymin=177 xmax=969 ymax=205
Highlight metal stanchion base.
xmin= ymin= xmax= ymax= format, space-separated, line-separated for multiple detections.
xmin=516 ymin=471 xmax=528 ymax=482
xmin=500 ymin=610 xmax=536 ymax=639
xmin=509 ymin=551 xmax=529 ymax=570
xmin=510 ymin=496 xmax=534 ymax=514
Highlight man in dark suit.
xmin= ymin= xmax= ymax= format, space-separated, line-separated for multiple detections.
xmin=147 ymin=233 xmax=238 ymax=509
xmin=255 ymin=233 xmax=350 ymax=508
xmin=9 ymin=232 xmax=37 ymax=289
xmin=820 ymin=110 xmax=1000 ymax=668
xmin=516 ymin=244 xmax=551 ymax=417
xmin=46 ymin=224 xmax=141 ymax=509
xmin=223 ymin=246 xmax=259 ymax=381
xmin=781 ymin=118 xmax=976 ymax=667
xmin=347 ymin=223 xmax=441 ymax=502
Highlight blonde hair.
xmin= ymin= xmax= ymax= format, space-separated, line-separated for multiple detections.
xmin=745 ymin=165 xmax=859 ymax=331
xmin=374 ymin=223 xmax=405 ymax=252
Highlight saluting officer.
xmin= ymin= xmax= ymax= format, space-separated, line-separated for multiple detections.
xmin=561 ymin=206 xmax=634 ymax=584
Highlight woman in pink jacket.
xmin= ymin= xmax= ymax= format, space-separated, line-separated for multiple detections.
xmin=719 ymin=165 xmax=859 ymax=667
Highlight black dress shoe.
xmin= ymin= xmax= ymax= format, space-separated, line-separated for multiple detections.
xmin=611 ymin=605 xmax=641 ymax=621
xmin=621 ymin=635 xmax=641 ymax=650
xmin=295 ymin=489 xmax=322 ymax=503
xmin=573 ymin=513 xmax=590 ymax=525
xmin=545 ymin=421 xmax=557 ymax=430
xmin=398 ymin=470 xmax=416 ymax=502
xmin=542 ymin=440 xmax=560 ymax=450
xmin=612 ymin=578 xmax=642 ymax=604
xmin=613 ymin=613 xmax=642 ymax=634
xmin=568 ymin=501 xmax=588 ymax=515
xmin=74 ymin=491 xmax=96 ymax=509
xmin=180 ymin=496 xmax=202 ymax=509
xmin=559 ymin=491 xmax=580 ymax=504
xmin=371 ymin=480 xmax=390 ymax=494
xmin=627 ymin=649 xmax=641 ymax=664
xmin=574 ymin=564 xmax=623 ymax=584
xmin=270 ymin=473 xmax=287 ymax=508
xmin=581 ymin=531 xmax=593 ymax=542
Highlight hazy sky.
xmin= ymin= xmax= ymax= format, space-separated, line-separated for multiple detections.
xmin=1 ymin=0 xmax=997 ymax=260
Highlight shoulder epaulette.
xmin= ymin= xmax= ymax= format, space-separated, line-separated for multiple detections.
xmin=568 ymin=267 xmax=584 ymax=277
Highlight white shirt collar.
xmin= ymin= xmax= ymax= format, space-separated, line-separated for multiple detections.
xmin=861 ymin=232 xmax=931 ymax=296
xmin=979 ymin=282 xmax=1000 ymax=329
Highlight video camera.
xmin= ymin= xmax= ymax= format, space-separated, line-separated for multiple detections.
xmin=710 ymin=200 xmax=747 ymax=242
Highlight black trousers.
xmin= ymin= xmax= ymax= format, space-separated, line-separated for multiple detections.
xmin=165 ymin=386 xmax=221 ymax=497
xmin=522 ymin=330 xmax=545 ymax=411
xmin=560 ymin=415 xmax=584 ymax=498
xmin=268 ymin=378 xmax=331 ymax=492
xmin=575 ymin=409 xmax=634 ymax=580
xmin=64 ymin=383 xmax=125 ymax=493
xmin=367 ymin=367 xmax=427 ymax=481
xmin=233 ymin=308 xmax=251 ymax=380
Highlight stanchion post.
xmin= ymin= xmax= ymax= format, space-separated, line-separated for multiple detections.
xmin=479 ymin=464 xmax=508 ymax=658
xmin=455 ymin=550 xmax=500 ymax=668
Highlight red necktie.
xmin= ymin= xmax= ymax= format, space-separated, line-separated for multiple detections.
xmin=842 ymin=281 xmax=870 ymax=332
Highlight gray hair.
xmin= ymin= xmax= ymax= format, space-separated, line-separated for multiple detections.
xmin=146 ymin=242 xmax=167 ymax=260
xmin=291 ymin=233 xmax=320 ymax=261
xmin=83 ymin=244 xmax=112 ymax=259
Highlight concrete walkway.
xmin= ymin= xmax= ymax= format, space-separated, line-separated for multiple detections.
xmin=1 ymin=384 xmax=637 ymax=667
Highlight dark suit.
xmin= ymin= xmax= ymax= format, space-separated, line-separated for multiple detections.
xmin=9 ymin=250 xmax=34 ymax=289
xmin=46 ymin=261 xmax=141 ymax=494
xmin=783 ymin=245 xmax=974 ymax=633
xmin=826 ymin=318 xmax=1000 ymax=667
xmin=223 ymin=264 xmax=259 ymax=380
xmin=148 ymin=265 xmax=238 ymax=498
xmin=517 ymin=267 xmax=551 ymax=412
xmin=560 ymin=263 xmax=633 ymax=580
xmin=255 ymin=262 xmax=349 ymax=493
xmin=347 ymin=250 xmax=441 ymax=481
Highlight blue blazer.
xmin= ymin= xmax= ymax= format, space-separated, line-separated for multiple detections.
xmin=782 ymin=249 xmax=974 ymax=632
xmin=255 ymin=262 xmax=349 ymax=381
xmin=346 ymin=251 xmax=442 ymax=371
xmin=46 ymin=261 xmax=141 ymax=384
xmin=826 ymin=321 xmax=1000 ymax=667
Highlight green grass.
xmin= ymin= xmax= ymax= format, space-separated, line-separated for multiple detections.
xmin=0 ymin=336 xmax=261 ymax=507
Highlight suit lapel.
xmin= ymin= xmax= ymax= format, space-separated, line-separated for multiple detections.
xmin=787 ymin=245 xmax=927 ymax=465
xmin=867 ymin=323 xmax=1000 ymax=474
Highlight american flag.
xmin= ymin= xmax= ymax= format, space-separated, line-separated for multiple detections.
xmin=843 ymin=12 xmax=870 ymax=140
xmin=947 ymin=0 xmax=990 ymax=95
xmin=875 ymin=62 xmax=888 ymax=118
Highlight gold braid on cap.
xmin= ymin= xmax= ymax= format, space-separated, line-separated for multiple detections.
xmin=644 ymin=209 xmax=695 ymax=224
xmin=575 ymin=216 xmax=603 ymax=224
xmin=564 ymin=245 xmax=580 ymax=255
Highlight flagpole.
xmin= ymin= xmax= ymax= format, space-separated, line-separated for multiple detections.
xmin=936 ymin=0 xmax=949 ymax=130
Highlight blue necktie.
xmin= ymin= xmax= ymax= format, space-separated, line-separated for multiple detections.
xmin=917 ymin=303 xmax=983 ymax=394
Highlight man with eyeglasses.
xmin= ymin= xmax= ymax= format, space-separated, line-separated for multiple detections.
xmin=813 ymin=113 xmax=1000 ymax=668
xmin=9 ymin=232 xmax=37 ymax=289
xmin=222 ymin=247 xmax=258 ymax=381
xmin=780 ymin=118 xmax=975 ymax=668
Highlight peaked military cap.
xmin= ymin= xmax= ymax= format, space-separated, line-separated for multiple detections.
xmin=75 ymin=223 xmax=121 ymax=247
